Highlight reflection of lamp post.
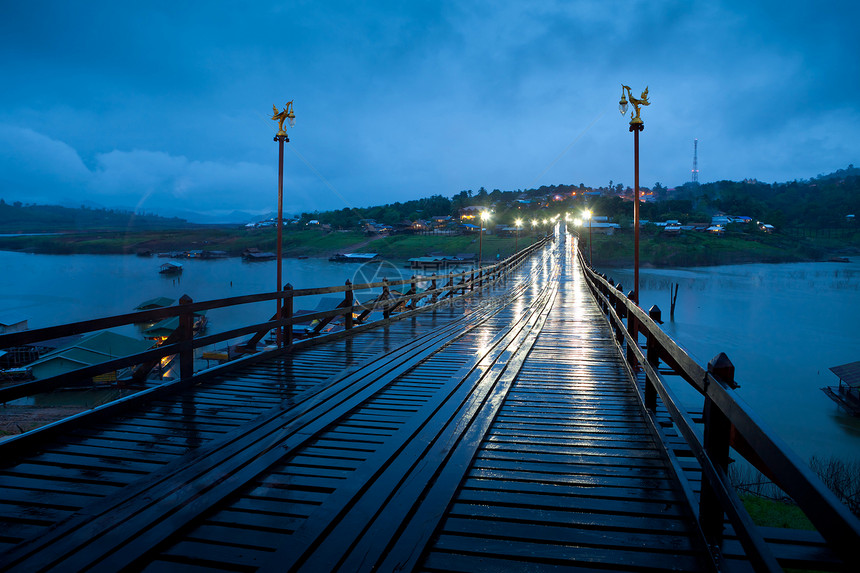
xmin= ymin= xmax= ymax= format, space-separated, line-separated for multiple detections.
xmin=619 ymin=84 xmax=649 ymax=304
xmin=583 ymin=209 xmax=592 ymax=265
xmin=271 ymin=101 xmax=296 ymax=347
xmin=532 ymin=219 xmax=538 ymax=237
xmin=479 ymin=211 xmax=490 ymax=265
xmin=514 ymin=218 xmax=523 ymax=252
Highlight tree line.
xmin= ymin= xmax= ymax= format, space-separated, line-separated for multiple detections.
xmin=299 ymin=165 xmax=860 ymax=231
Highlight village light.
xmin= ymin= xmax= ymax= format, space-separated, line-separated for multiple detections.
xmin=618 ymin=84 xmax=650 ymax=303
xmin=271 ymin=100 xmax=295 ymax=347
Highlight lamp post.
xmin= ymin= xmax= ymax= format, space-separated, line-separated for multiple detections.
xmin=514 ymin=218 xmax=523 ymax=252
xmin=479 ymin=211 xmax=490 ymax=266
xmin=583 ymin=209 xmax=593 ymax=266
xmin=619 ymin=84 xmax=649 ymax=304
xmin=271 ymin=101 xmax=296 ymax=347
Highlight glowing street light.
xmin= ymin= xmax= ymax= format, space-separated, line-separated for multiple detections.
xmin=619 ymin=84 xmax=650 ymax=303
xmin=479 ymin=211 xmax=491 ymax=265
xmin=514 ymin=218 xmax=523 ymax=252
xmin=270 ymin=100 xmax=296 ymax=347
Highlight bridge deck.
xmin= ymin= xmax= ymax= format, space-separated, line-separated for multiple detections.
xmin=0 ymin=239 xmax=710 ymax=571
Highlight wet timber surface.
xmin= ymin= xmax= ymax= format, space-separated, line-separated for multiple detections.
xmin=0 ymin=236 xmax=708 ymax=572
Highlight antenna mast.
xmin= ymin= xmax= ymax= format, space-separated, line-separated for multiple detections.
xmin=692 ymin=138 xmax=699 ymax=183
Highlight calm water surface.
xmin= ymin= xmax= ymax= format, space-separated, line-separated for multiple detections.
xmin=603 ymin=261 xmax=860 ymax=464
xmin=0 ymin=252 xmax=416 ymax=335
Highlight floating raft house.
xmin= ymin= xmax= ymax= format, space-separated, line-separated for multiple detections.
xmin=822 ymin=360 xmax=860 ymax=416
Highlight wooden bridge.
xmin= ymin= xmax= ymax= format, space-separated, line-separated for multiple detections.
xmin=0 ymin=231 xmax=858 ymax=572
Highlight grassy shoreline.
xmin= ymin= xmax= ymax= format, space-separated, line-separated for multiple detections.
xmin=0 ymin=227 xmax=857 ymax=266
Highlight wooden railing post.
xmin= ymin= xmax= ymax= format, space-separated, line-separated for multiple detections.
xmin=283 ymin=283 xmax=293 ymax=348
xmin=700 ymin=352 xmax=735 ymax=545
xmin=430 ymin=274 xmax=438 ymax=303
xmin=344 ymin=280 xmax=354 ymax=330
xmin=409 ymin=275 xmax=417 ymax=309
xmin=612 ymin=283 xmax=624 ymax=343
xmin=382 ymin=278 xmax=391 ymax=319
xmin=178 ymin=294 xmax=194 ymax=380
xmin=645 ymin=305 xmax=662 ymax=412
xmin=470 ymin=270 xmax=475 ymax=292
xmin=626 ymin=290 xmax=638 ymax=370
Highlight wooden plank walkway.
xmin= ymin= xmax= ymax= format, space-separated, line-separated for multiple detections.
xmin=0 ymin=237 xmax=709 ymax=572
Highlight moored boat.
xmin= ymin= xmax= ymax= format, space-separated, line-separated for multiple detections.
xmin=158 ymin=262 xmax=183 ymax=275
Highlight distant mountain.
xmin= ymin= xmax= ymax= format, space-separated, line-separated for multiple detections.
xmin=0 ymin=201 xmax=196 ymax=233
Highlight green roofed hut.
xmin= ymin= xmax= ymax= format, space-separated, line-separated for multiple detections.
xmin=134 ymin=297 xmax=175 ymax=311
xmin=822 ymin=361 xmax=860 ymax=416
xmin=27 ymin=331 xmax=153 ymax=384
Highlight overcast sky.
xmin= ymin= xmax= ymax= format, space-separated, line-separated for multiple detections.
xmin=1 ymin=1 xmax=858 ymax=222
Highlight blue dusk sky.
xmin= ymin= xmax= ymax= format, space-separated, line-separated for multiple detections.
xmin=1 ymin=1 xmax=858 ymax=222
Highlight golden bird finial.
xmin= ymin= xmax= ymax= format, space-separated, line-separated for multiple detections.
xmin=271 ymin=101 xmax=295 ymax=136
xmin=620 ymin=85 xmax=650 ymax=124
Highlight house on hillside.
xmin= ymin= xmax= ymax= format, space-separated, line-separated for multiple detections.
xmin=431 ymin=215 xmax=453 ymax=230
xmin=459 ymin=206 xmax=488 ymax=222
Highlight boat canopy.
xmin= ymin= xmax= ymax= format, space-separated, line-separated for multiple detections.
xmin=830 ymin=361 xmax=860 ymax=389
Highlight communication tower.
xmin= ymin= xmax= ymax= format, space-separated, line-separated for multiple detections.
xmin=691 ymin=138 xmax=699 ymax=183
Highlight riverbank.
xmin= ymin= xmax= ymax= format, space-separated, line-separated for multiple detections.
xmin=588 ymin=230 xmax=860 ymax=267
xmin=0 ymin=228 xmax=539 ymax=261
xmin=0 ymin=226 xmax=856 ymax=266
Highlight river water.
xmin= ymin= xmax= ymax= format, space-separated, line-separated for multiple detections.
xmin=0 ymin=251 xmax=416 ymax=335
xmin=1 ymin=251 xmax=858 ymax=464
xmin=602 ymin=261 xmax=860 ymax=464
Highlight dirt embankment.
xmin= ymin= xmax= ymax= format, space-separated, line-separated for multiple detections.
xmin=0 ymin=405 xmax=88 ymax=439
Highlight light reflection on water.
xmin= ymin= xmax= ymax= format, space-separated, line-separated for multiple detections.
xmin=603 ymin=261 xmax=860 ymax=463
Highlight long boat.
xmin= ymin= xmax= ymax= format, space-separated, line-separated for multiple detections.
xmin=328 ymin=252 xmax=379 ymax=263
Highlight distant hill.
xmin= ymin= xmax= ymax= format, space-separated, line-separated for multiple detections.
xmin=0 ymin=201 xmax=197 ymax=233
xmin=814 ymin=164 xmax=859 ymax=182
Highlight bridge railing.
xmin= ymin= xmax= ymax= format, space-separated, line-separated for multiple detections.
xmin=576 ymin=248 xmax=860 ymax=571
xmin=0 ymin=235 xmax=551 ymax=404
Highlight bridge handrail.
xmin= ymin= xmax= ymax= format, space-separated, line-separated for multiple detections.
xmin=576 ymin=249 xmax=860 ymax=569
xmin=0 ymin=236 xmax=551 ymax=403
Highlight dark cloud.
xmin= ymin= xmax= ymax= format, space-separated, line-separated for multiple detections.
xmin=1 ymin=1 xmax=857 ymax=222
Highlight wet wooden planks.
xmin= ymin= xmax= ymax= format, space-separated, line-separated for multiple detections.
xmin=416 ymin=245 xmax=706 ymax=572
xmin=128 ymin=255 xmax=559 ymax=571
xmin=0 ymin=291 xmax=469 ymax=552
